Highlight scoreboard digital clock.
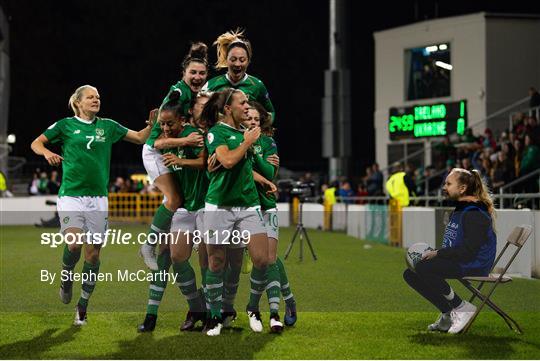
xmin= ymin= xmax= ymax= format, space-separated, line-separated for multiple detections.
xmin=388 ymin=100 xmax=467 ymax=140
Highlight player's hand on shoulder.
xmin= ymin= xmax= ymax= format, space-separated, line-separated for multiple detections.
xmin=266 ymin=154 xmax=279 ymax=167
xmin=185 ymin=132 xmax=204 ymax=147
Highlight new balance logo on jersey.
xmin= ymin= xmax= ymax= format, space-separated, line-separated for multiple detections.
xmin=73 ymin=130 xmax=81 ymax=134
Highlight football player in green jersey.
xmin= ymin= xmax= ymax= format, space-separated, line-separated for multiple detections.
xmin=245 ymin=101 xmax=297 ymax=329
xmin=30 ymin=85 xmax=154 ymax=326
xmin=200 ymin=88 xmax=276 ymax=336
xmin=140 ymin=42 xmax=208 ymax=271
xmin=137 ymin=93 xmax=212 ymax=333
xmin=202 ymin=28 xmax=275 ymax=123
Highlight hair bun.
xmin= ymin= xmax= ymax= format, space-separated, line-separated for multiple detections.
xmin=168 ymin=89 xmax=181 ymax=102
xmin=189 ymin=42 xmax=208 ymax=62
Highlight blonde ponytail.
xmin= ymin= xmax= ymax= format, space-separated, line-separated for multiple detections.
xmin=213 ymin=28 xmax=252 ymax=69
xmin=470 ymin=169 xmax=495 ymax=220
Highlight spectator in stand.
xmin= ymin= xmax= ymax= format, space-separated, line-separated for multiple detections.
xmin=529 ymin=86 xmax=540 ymax=108
xmin=461 ymin=157 xmax=472 ymax=171
xmin=462 ymin=127 xmax=477 ymax=143
xmin=520 ymin=133 xmax=540 ymax=178
xmin=434 ymin=135 xmax=456 ymax=167
xmin=491 ymin=151 xmax=514 ymax=192
xmin=110 ymin=176 xmax=125 ymax=193
xmin=47 ymin=170 xmax=61 ymax=194
xmin=370 ymin=163 xmax=384 ymax=196
xmin=414 ymin=167 xmax=425 ymax=196
xmin=427 ymin=166 xmax=444 ymax=195
xmin=519 ymin=133 xmax=540 ymax=206
xmin=38 ymin=171 xmax=49 ymax=194
xmin=356 ymin=183 xmax=368 ymax=205
xmin=513 ymin=138 xmax=524 ymax=178
xmin=483 ymin=128 xmax=497 ymax=151
xmin=525 ymin=116 xmax=540 ymax=144
xmin=28 ymin=171 xmax=40 ymax=195
xmin=337 ymin=180 xmax=355 ymax=204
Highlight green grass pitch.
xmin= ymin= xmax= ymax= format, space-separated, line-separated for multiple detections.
xmin=1 ymin=225 xmax=539 ymax=359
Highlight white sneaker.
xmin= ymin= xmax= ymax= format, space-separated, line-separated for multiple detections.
xmin=247 ymin=311 xmax=263 ymax=332
xmin=270 ymin=314 xmax=284 ymax=333
xmin=427 ymin=312 xmax=452 ymax=332
xmin=139 ymin=244 xmax=158 ymax=271
xmin=205 ymin=318 xmax=223 ymax=336
xmin=73 ymin=306 xmax=87 ymax=326
xmin=448 ymin=301 xmax=477 ymax=334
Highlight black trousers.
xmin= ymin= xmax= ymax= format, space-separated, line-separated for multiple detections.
xmin=403 ymin=257 xmax=465 ymax=313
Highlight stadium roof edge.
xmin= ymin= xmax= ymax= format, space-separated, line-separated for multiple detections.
xmin=373 ymin=11 xmax=540 ymax=38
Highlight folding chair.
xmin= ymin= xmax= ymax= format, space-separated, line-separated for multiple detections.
xmin=458 ymin=224 xmax=533 ymax=334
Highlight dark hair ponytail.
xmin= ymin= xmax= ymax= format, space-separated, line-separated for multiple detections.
xmin=201 ymin=88 xmax=238 ymax=128
xmin=182 ymin=42 xmax=209 ymax=70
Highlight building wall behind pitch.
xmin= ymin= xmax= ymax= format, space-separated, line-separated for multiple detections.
xmin=485 ymin=16 xmax=540 ymax=133
xmin=374 ymin=13 xmax=488 ymax=170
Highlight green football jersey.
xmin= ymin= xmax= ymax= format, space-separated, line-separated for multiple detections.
xmin=146 ymin=80 xmax=193 ymax=147
xmin=205 ymin=122 xmax=260 ymax=207
xmin=202 ymin=73 xmax=275 ymax=122
xmin=251 ymin=135 xmax=278 ymax=210
xmin=169 ymin=124 xmax=209 ymax=212
xmin=43 ymin=116 xmax=128 ymax=197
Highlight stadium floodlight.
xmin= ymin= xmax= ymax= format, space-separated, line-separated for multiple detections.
xmin=439 ymin=43 xmax=448 ymax=50
xmin=425 ymin=45 xmax=438 ymax=53
xmin=7 ymin=134 xmax=15 ymax=144
xmin=435 ymin=61 xmax=453 ymax=70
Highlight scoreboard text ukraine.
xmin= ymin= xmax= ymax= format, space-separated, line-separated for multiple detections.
xmin=388 ymin=100 xmax=467 ymax=140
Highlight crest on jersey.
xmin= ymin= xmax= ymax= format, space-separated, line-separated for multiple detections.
xmin=207 ymin=133 xmax=214 ymax=144
xmin=253 ymin=145 xmax=262 ymax=154
xmin=96 ymin=128 xmax=105 ymax=136
xmin=63 ymin=216 xmax=70 ymax=224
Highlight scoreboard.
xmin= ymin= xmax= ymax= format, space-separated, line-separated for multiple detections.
xmin=388 ymin=100 xmax=467 ymax=140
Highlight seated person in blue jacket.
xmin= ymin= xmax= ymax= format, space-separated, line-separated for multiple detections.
xmin=403 ymin=168 xmax=496 ymax=334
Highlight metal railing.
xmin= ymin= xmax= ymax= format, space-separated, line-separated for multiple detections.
xmin=499 ymin=168 xmax=540 ymax=209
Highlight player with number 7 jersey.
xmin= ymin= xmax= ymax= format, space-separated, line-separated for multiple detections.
xmin=31 ymin=84 xmax=154 ymax=327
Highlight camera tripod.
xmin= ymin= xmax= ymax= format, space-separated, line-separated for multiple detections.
xmin=284 ymin=200 xmax=317 ymax=261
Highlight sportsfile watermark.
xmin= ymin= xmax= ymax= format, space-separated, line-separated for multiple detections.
xmin=40 ymin=229 xmax=252 ymax=248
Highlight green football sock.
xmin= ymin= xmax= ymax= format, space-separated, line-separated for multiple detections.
xmin=147 ymin=204 xmax=174 ymax=247
xmin=200 ymin=267 xmax=210 ymax=313
xmin=173 ymin=260 xmax=201 ymax=312
xmin=77 ymin=260 xmax=100 ymax=309
xmin=205 ymin=269 xmax=224 ymax=319
xmin=247 ymin=266 xmax=267 ymax=312
xmin=277 ymin=257 xmax=295 ymax=306
xmin=223 ymin=265 xmax=241 ymax=312
xmin=146 ymin=249 xmax=172 ymax=315
xmin=62 ymin=244 xmax=81 ymax=271
xmin=265 ymin=263 xmax=281 ymax=315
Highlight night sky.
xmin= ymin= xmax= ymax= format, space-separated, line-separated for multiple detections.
xmin=2 ymin=0 xmax=540 ymax=178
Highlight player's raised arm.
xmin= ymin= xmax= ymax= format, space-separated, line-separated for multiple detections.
xmin=123 ymin=108 xmax=158 ymax=144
